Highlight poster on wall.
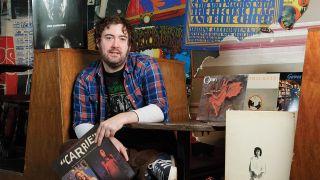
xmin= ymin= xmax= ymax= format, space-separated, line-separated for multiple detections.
xmin=13 ymin=18 xmax=34 ymax=65
xmin=123 ymin=1 xmax=191 ymax=85
xmin=278 ymin=0 xmax=310 ymax=30
xmin=32 ymin=0 xmax=87 ymax=49
xmin=126 ymin=0 xmax=186 ymax=25
xmin=183 ymin=0 xmax=283 ymax=50
xmin=1 ymin=0 xmax=34 ymax=65
xmin=0 ymin=36 xmax=18 ymax=95
xmin=95 ymin=0 xmax=130 ymax=19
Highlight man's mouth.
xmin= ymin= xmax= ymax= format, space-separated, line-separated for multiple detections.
xmin=109 ymin=51 xmax=120 ymax=56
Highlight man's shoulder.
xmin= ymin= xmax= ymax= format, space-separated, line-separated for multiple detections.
xmin=78 ymin=61 xmax=100 ymax=80
xmin=128 ymin=52 xmax=157 ymax=66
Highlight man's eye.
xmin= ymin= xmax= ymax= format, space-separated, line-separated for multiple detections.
xmin=120 ymin=37 xmax=127 ymax=41
xmin=105 ymin=36 xmax=113 ymax=40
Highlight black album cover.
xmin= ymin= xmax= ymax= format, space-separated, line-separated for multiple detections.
xmin=32 ymin=0 xmax=87 ymax=49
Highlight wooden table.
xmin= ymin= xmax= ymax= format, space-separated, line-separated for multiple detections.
xmin=126 ymin=120 xmax=225 ymax=180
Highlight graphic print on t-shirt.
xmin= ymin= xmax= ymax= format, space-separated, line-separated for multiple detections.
xmin=103 ymin=68 xmax=133 ymax=118
xmin=108 ymin=81 xmax=133 ymax=114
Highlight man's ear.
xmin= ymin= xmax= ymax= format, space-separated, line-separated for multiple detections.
xmin=96 ymin=39 xmax=100 ymax=49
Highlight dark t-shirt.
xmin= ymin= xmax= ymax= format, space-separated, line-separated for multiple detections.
xmin=104 ymin=68 xmax=133 ymax=117
xmin=103 ymin=68 xmax=176 ymax=152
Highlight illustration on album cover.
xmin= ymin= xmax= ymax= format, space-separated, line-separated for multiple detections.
xmin=196 ymin=75 xmax=248 ymax=121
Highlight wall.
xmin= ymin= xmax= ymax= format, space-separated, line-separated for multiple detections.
xmin=190 ymin=0 xmax=320 ymax=144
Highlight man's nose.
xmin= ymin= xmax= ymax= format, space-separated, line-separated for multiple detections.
xmin=112 ymin=38 xmax=120 ymax=47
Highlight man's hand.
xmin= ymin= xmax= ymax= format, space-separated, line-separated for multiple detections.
xmin=109 ymin=137 xmax=129 ymax=161
xmin=94 ymin=111 xmax=138 ymax=146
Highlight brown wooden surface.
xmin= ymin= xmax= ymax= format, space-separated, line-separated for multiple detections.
xmin=290 ymin=28 xmax=320 ymax=180
xmin=0 ymin=49 xmax=100 ymax=180
xmin=126 ymin=120 xmax=224 ymax=132
xmin=59 ymin=49 xmax=100 ymax=142
xmin=158 ymin=59 xmax=189 ymax=123
xmin=0 ymin=49 xmax=193 ymax=179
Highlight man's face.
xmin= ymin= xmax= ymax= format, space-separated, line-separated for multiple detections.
xmin=97 ymin=24 xmax=130 ymax=72
xmin=281 ymin=7 xmax=295 ymax=29
xmin=255 ymin=149 xmax=261 ymax=157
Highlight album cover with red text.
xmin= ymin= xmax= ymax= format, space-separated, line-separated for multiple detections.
xmin=196 ymin=75 xmax=248 ymax=121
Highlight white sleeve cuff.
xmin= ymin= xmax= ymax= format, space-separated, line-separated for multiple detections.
xmin=133 ymin=104 xmax=164 ymax=123
xmin=74 ymin=123 xmax=94 ymax=138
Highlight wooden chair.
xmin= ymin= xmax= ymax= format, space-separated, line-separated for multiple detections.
xmin=0 ymin=48 xmax=191 ymax=179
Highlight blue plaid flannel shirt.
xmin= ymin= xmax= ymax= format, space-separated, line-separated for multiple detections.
xmin=73 ymin=52 xmax=169 ymax=127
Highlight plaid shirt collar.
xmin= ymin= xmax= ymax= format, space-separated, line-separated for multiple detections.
xmin=93 ymin=52 xmax=135 ymax=79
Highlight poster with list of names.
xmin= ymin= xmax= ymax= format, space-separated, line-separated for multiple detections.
xmin=183 ymin=0 xmax=283 ymax=50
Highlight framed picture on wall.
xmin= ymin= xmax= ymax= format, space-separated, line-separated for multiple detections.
xmin=32 ymin=0 xmax=87 ymax=49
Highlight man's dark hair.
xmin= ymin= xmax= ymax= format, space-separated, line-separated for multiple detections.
xmin=94 ymin=15 xmax=134 ymax=47
xmin=254 ymin=147 xmax=262 ymax=156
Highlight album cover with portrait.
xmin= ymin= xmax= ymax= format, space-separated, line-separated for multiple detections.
xmin=243 ymin=74 xmax=280 ymax=111
xmin=196 ymin=75 xmax=248 ymax=121
xmin=225 ymin=111 xmax=296 ymax=180
xmin=53 ymin=125 xmax=135 ymax=179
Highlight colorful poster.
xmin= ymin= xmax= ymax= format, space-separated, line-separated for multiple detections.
xmin=183 ymin=0 xmax=282 ymax=50
xmin=278 ymin=0 xmax=309 ymax=30
xmin=126 ymin=0 xmax=186 ymax=25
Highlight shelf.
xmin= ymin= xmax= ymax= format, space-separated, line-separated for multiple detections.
xmin=0 ymin=64 xmax=33 ymax=73
xmin=0 ymin=158 xmax=25 ymax=173
xmin=0 ymin=95 xmax=30 ymax=105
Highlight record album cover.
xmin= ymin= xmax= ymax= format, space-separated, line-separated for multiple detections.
xmin=53 ymin=125 xmax=135 ymax=180
xmin=243 ymin=74 xmax=280 ymax=111
xmin=277 ymin=72 xmax=303 ymax=112
xmin=225 ymin=111 xmax=296 ymax=180
xmin=196 ymin=75 xmax=248 ymax=121
xmin=32 ymin=0 xmax=87 ymax=49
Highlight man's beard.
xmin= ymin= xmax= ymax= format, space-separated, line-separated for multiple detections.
xmin=100 ymin=49 xmax=129 ymax=70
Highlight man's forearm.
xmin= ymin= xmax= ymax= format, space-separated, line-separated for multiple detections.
xmin=133 ymin=104 xmax=164 ymax=123
xmin=74 ymin=104 xmax=164 ymax=138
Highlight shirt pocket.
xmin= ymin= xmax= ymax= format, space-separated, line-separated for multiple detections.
xmin=88 ymin=94 xmax=98 ymax=113
xmin=134 ymin=87 xmax=142 ymax=96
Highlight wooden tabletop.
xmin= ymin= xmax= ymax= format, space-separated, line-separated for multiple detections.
xmin=125 ymin=120 xmax=225 ymax=132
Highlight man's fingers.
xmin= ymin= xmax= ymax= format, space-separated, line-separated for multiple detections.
xmin=110 ymin=129 xmax=115 ymax=137
xmin=95 ymin=122 xmax=118 ymax=146
xmin=94 ymin=125 xmax=102 ymax=143
xmin=120 ymin=147 xmax=129 ymax=161
xmin=97 ymin=128 xmax=106 ymax=146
